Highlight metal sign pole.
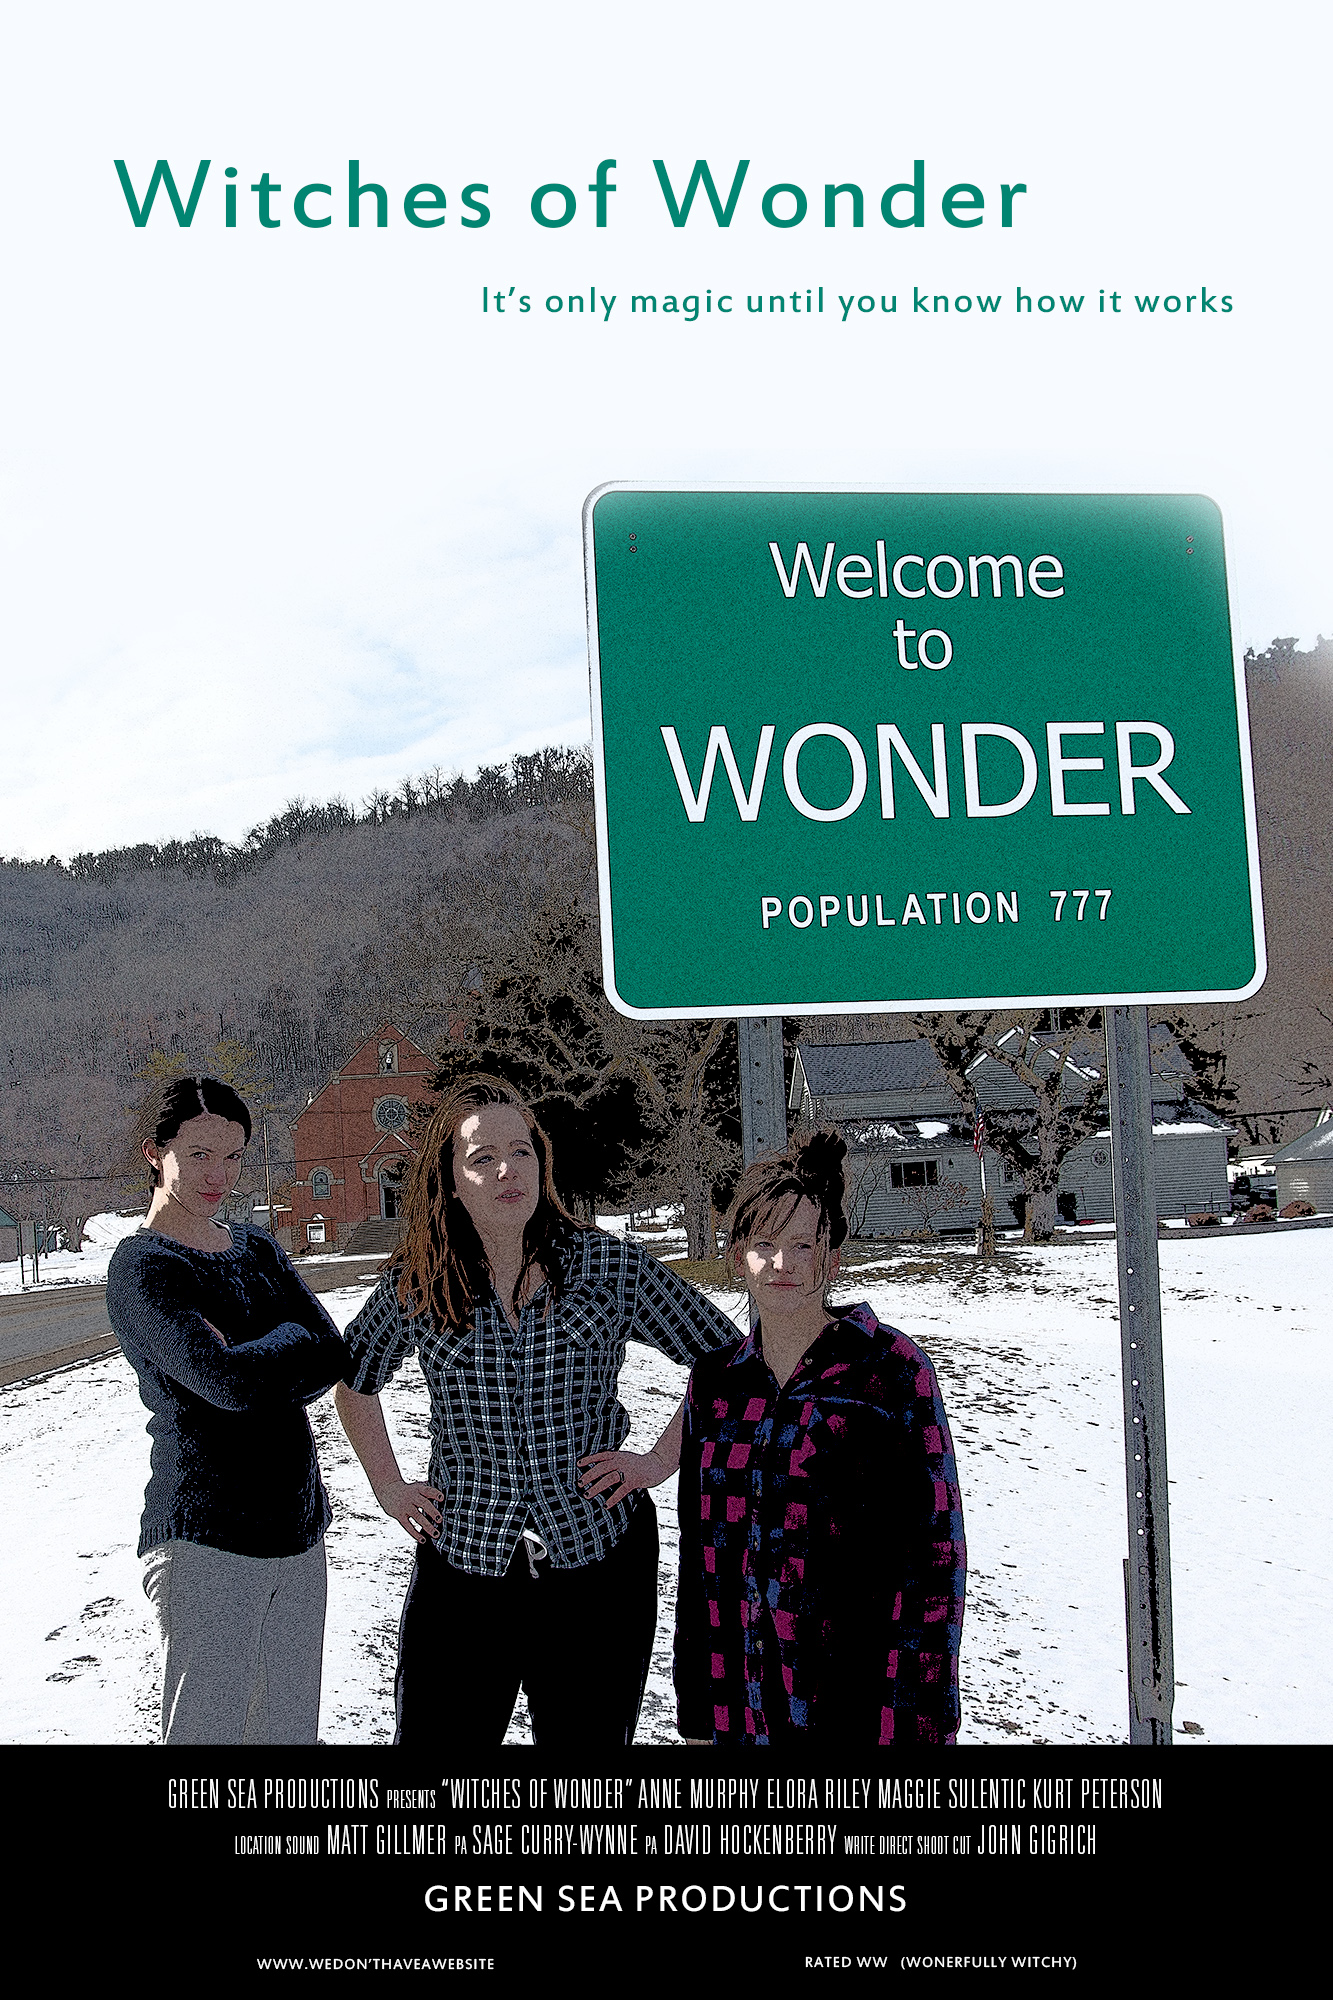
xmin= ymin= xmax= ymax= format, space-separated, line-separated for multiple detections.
xmin=1105 ymin=1004 xmax=1175 ymax=1744
xmin=737 ymin=1015 xmax=786 ymax=1330
xmin=737 ymin=1016 xmax=787 ymax=1169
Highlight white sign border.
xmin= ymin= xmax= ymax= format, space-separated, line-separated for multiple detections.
xmin=583 ymin=481 xmax=1268 ymax=1022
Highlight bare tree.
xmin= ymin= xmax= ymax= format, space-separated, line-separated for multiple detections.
xmin=0 ymin=1064 xmax=131 ymax=1250
xmin=911 ymin=1011 xmax=1107 ymax=1242
xmin=906 ymin=1175 xmax=970 ymax=1237
xmin=1287 ymin=1002 xmax=1333 ymax=1124
xmin=419 ymin=885 xmax=742 ymax=1252
xmin=1153 ymin=1005 xmax=1254 ymax=1126
xmin=616 ymin=1017 xmax=741 ymax=1258
xmin=427 ymin=895 xmax=643 ymax=1217
xmin=844 ymin=1150 xmax=898 ymax=1239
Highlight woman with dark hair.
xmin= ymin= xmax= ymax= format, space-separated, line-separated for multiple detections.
xmin=107 ymin=1075 xmax=349 ymax=1744
xmin=335 ymin=1074 xmax=740 ymax=1751
xmin=673 ymin=1129 xmax=967 ymax=1747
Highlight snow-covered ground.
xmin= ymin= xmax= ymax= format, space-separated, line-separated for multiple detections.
xmin=0 ymin=1210 xmax=143 ymax=1293
xmin=2 ymin=1229 xmax=1328 ymax=1747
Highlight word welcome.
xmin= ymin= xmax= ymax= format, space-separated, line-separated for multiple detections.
xmin=769 ymin=543 xmax=1064 ymax=603
xmin=659 ymin=722 xmax=1190 ymax=823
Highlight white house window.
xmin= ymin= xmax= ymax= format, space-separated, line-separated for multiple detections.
xmin=307 ymin=1217 xmax=326 ymax=1244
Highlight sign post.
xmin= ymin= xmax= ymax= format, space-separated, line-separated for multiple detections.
xmin=585 ymin=485 xmax=1266 ymax=1743
xmin=737 ymin=1013 xmax=787 ymax=1328
xmin=1106 ymin=1003 xmax=1175 ymax=1742
xmin=737 ymin=1015 xmax=787 ymax=1168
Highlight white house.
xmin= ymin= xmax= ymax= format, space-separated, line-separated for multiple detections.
xmin=1273 ymin=1111 xmax=1333 ymax=1213
xmin=789 ymin=1035 xmax=1232 ymax=1235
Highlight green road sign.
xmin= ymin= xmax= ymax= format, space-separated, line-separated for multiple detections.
xmin=583 ymin=487 xmax=1265 ymax=1019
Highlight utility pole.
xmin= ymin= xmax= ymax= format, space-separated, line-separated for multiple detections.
xmin=262 ymin=1114 xmax=275 ymax=1239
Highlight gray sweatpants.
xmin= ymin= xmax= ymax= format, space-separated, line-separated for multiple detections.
xmin=142 ymin=1538 xmax=327 ymax=1745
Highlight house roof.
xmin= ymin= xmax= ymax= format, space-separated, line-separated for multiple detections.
xmin=301 ymin=1021 xmax=434 ymax=1112
xmin=1273 ymin=1118 xmax=1333 ymax=1163
xmin=992 ymin=1027 xmax=1104 ymax=1081
xmin=843 ymin=1124 xmax=973 ymax=1158
xmin=343 ymin=1021 xmax=430 ymax=1069
xmin=796 ymin=1040 xmax=945 ymax=1096
xmin=796 ymin=1027 xmax=1190 ymax=1114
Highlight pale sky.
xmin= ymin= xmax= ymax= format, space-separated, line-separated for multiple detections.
xmin=2 ymin=1 xmax=1327 ymax=856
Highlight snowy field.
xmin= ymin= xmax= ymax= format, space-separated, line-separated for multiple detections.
xmin=0 ymin=1210 xmax=143 ymax=1292
xmin=1 ymin=1227 xmax=1328 ymax=1748
xmin=0 ymin=1212 xmax=381 ymax=1294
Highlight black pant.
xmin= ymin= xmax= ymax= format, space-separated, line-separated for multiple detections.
xmin=394 ymin=1498 xmax=660 ymax=1752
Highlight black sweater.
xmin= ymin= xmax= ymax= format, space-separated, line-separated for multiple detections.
xmin=107 ymin=1224 xmax=350 ymax=1558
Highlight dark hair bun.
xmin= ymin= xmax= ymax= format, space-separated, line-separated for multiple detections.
xmin=790 ymin=1128 xmax=849 ymax=1249
xmin=793 ymin=1128 xmax=847 ymax=1197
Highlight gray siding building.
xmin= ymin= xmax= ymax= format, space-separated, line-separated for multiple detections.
xmin=790 ymin=1037 xmax=1232 ymax=1235
xmin=1274 ymin=1113 xmax=1333 ymax=1212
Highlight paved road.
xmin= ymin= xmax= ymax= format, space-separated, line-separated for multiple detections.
xmin=6 ymin=1220 xmax=1324 ymax=1388
xmin=0 ymin=1256 xmax=387 ymax=1387
xmin=0 ymin=1287 xmax=116 ymax=1384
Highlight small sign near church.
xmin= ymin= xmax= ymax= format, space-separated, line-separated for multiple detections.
xmin=583 ymin=486 xmax=1266 ymax=1018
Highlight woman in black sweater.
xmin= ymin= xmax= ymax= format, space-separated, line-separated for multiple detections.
xmin=107 ymin=1076 xmax=348 ymax=1744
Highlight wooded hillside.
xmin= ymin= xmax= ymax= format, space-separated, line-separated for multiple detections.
xmin=1 ymin=638 xmax=1328 ymax=1241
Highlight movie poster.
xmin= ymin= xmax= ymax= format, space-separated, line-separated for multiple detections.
xmin=2 ymin=2 xmax=1324 ymax=1979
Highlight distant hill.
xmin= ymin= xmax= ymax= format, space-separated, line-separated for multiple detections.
xmin=0 ymin=749 xmax=594 ymax=1202
xmin=1223 ymin=634 xmax=1333 ymax=1138
xmin=1 ymin=635 xmax=1329 ymax=1217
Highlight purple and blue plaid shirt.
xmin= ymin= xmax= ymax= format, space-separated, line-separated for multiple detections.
xmin=674 ymin=1301 xmax=966 ymax=1746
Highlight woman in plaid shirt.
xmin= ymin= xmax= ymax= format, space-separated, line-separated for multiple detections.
xmin=674 ymin=1130 xmax=967 ymax=1747
xmin=335 ymin=1075 xmax=739 ymax=1750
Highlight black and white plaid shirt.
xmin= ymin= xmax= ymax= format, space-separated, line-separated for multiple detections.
xmin=343 ymin=1227 xmax=742 ymax=1574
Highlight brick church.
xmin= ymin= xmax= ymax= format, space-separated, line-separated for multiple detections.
xmin=286 ymin=1023 xmax=436 ymax=1252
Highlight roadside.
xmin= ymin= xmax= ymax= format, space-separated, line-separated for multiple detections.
xmin=6 ymin=1230 xmax=1327 ymax=1746
xmin=0 ymin=1254 xmax=392 ymax=1387
xmin=5 ymin=1205 xmax=1328 ymax=1386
